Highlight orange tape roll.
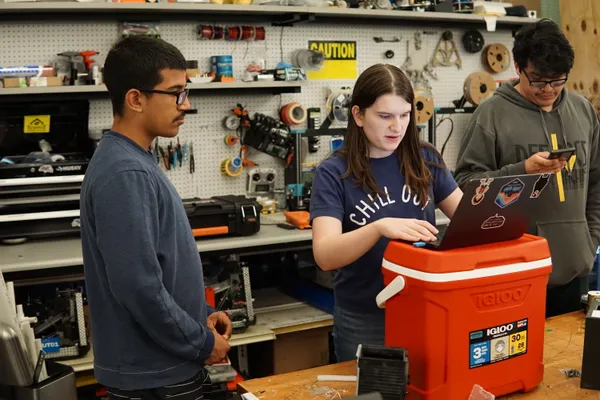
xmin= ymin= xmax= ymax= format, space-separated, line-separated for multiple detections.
xmin=280 ymin=102 xmax=306 ymax=126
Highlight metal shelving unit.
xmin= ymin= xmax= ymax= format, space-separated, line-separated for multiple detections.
xmin=0 ymin=81 xmax=307 ymax=102
xmin=0 ymin=2 xmax=537 ymax=28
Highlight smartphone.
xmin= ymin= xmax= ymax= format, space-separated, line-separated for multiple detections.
xmin=548 ymin=147 xmax=576 ymax=161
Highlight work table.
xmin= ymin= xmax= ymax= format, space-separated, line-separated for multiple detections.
xmin=238 ymin=311 xmax=591 ymax=399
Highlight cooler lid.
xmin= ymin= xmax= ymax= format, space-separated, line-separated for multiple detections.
xmin=382 ymin=234 xmax=551 ymax=276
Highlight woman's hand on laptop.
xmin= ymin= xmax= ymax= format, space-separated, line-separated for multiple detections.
xmin=375 ymin=218 xmax=438 ymax=242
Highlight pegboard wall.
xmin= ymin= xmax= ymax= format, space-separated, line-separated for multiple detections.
xmin=0 ymin=19 xmax=518 ymax=200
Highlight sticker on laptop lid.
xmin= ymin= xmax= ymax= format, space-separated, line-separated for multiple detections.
xmin=495 ymin=178 xmax=524 ymax=208
xmin=530 ymin=174 xmax=551 ymax=199
xmin=471 ymin=178 xmax=494 ymax=206
xmin=481 ymin=214 xmax=505 ymax=230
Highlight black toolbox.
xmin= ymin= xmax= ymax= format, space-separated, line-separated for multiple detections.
xmin=183 ymin=195 xmax=262 ymax=238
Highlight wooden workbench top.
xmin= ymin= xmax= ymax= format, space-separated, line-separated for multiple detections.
xmin=238 ymin=311 xmax=596 ymax=399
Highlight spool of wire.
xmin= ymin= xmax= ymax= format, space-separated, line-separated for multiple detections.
xmin=221 ymin=156 xmax=243 ymax=177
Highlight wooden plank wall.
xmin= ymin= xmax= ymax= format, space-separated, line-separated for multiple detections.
xmin=559 ymin=0 xmax=600 ymax=108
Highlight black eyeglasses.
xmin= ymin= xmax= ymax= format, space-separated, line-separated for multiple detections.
xmin=522 ymin=70 xmax=568 ymax=89
xmin=139 ymin=88 xmax=189 ymax=106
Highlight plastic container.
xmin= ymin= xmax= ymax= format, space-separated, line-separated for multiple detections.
xmin=376 ymin=234 xmax=552 ymax=400
xmin=211 ymin=55 xmax=233 ymax=81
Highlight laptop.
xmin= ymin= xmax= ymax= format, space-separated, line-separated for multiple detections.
xmin=416 ymin=173 xmax=549 ymax=251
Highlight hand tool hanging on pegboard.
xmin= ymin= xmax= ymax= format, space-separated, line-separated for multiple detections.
xmin=483 ymin=43 xmax=511 ymax=73
xmin=432 ymin=31 xmax=462 ymax=69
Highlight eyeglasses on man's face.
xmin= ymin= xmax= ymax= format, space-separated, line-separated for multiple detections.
xmin=522 ymin=69 xmax=568 ymax=89
xmin=139 ymin=88 xmax=190 ymax=106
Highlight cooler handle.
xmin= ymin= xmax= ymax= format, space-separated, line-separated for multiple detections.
xmin=376 ymin=276 xmax=405 ymax=308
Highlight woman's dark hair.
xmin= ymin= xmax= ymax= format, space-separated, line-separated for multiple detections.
xmin=513 ymin=18 xmax=574 ymax=77
xmin=337 ymin=63 xmax=442 ymax=207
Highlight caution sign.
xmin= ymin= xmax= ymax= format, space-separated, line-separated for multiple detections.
xmin=308 ymin=41 xmax=357 ymax=80
xmin=24 ymin=115 xmax=51 ymax=134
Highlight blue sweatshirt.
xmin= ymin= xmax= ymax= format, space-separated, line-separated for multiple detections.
xmin=80 ymin=131 xmax=215 ymax=390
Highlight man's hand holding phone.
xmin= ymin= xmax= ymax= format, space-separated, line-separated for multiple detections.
xmin=525 ymin=151 xmax=568 ymax=174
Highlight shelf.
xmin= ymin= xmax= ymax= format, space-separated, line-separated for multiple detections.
xmin=0 ymin=2 xmax=537 ymax=28
xmin=309 ymin=7 xmax=535 ymax=27
xmin=0 ymin=81 xmax=306 ymax=102
xmin=0 ymin=221 xmax=313 ymax=273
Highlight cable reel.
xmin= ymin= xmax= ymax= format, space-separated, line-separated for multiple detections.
xmin=462 ymin=29 xmax=484 ymax=54
xmin=483 ymin=43 xmax=511 ymax=73
xmin=326 ymin=90 xmax=352 ymax=125
xmin=414 ymin=87 xmax=434 ymax=125
xmin=463 ymin=72 xmax=497 ymax=106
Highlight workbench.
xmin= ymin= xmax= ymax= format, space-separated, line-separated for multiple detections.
xmin=238 ymin=311 xmax=594 ymax=399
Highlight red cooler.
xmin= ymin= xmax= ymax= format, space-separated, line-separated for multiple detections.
xmin=376 ymin=234 xmax=552 ymax=399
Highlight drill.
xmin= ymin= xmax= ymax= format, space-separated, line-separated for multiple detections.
xmin=79 ymin=50 xmax=99 ymax=72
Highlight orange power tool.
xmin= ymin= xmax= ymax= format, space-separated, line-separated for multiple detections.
xmin=80 ymin=50 xmax=99 ymax=71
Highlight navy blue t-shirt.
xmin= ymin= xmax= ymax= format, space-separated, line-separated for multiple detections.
xmin=310 ymin=147 xmax=458 ymax=314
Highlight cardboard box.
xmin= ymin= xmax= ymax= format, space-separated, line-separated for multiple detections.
xmin=510 ymin=0 xmax=540 ymax=12
xmin=29 ymin=77 xmax=64 ymax=87
xmin=247 ymin=325 xmax=332 ymax=376
xmin=1 ymin=78 xmax=27 ymax=88
xmin=273 ymin=326 xmax=331 ymax=374
xmin=187 ymin=68 xmax=201 ymax=78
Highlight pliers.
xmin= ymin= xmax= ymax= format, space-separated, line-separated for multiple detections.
xmin=189 ymin=142 xmax=195 ymax=174
xmin=158 ymin=146 xmax=169 ymax=170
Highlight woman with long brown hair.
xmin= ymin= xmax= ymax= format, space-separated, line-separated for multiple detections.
xmin=310 ymin=64 xmax=462 ymax=362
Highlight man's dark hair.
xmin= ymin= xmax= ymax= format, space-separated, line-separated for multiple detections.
xmin=103 ymin=36 xmax=187 ymax=116
xmin=513 ymin=18 xmax=574 ymax=78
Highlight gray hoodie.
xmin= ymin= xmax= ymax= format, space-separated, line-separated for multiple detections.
xmin=455 ymin=80 xmax=600 ymax=287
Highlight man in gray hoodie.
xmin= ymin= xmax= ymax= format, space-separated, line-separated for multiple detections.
xmin=455 ymin=19 xmax=600 ymax=317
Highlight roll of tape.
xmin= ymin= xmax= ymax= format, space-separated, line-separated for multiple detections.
xmin=280 ymin=102 xmax=307 ymax=126
xmin=483 ymin=43 xmax=510 ymax=73
xmin=414 ymin=88 xmax=434 ymax=125
xmin=464 ymin=71 xmax=497 ymax=105
xmin=221 ymin=157 xmax=243 ymax=177
xmin=223 ymin=114 xmax=240 ymax=130
xmin=224 ymin=135 xmax=239 ymax=146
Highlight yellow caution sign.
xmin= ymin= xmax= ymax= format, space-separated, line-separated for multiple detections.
xmin=308 ymin=41 xmax=357 ymax=80
xmin=24 ymin=115 xmax=51 ymax=134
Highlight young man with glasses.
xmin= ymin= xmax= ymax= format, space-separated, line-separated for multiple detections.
xmin=80 ymin=35 xmax=231 ymax=399
xmin=455 ymin=18 xmax=600 ymax=317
